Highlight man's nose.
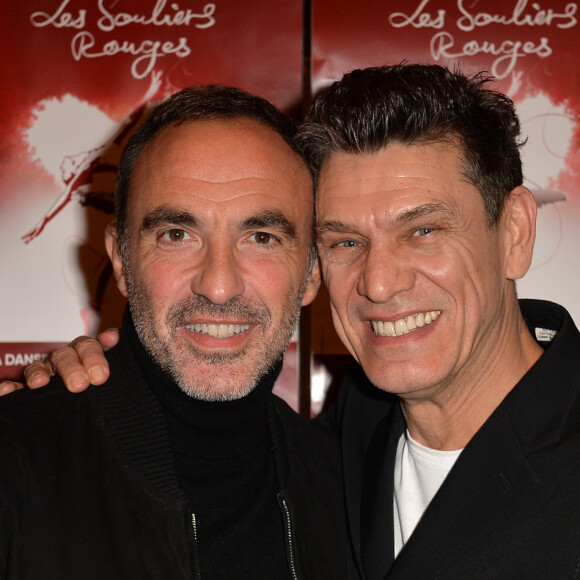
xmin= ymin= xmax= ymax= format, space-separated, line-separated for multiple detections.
xmin=192 ymin=242 xmax=245 ymax=305
xmin=357 ymin=244 xmax=415 ymax=303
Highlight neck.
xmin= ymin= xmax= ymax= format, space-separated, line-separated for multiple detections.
xmin=400 ymin=304 xmax=544 ymax=451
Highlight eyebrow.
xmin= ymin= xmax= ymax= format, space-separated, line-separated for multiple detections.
xmin=316 ymin=220 xmax=358 ymax=237
xmin=316 ymin=202 xmax=455 ymax=236
xmin=240 ymin=210 xmax=297 ymax=239
xmin=396 ymin=202 xmax=455 ymax=224
xmin=141 ymin=207 xmax=199 ymax=233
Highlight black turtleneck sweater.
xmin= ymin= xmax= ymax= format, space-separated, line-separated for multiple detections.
xmin=126 ymin=315 xmax=290 ymax=578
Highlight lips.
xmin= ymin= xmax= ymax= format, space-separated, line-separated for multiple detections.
xmin=371 ymin=310 xmax=441 ymax=337
xmin=185 ymin=323 xmax=251 ymax=338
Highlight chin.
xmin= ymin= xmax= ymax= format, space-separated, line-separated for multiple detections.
xmin=177 ymin=381 xmax=257 ymax=402
xmin=362 ymin=363 xmax=435 ymax=397
xmin=172 ymin=365 xmax=260 ymax=402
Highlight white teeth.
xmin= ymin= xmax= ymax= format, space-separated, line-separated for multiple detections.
xmin=371 ymin=311 xmax=441 ymax=337
xmin=185 ymin=323 xmax=250 ymax=338
xmin=384 ymin=322 xmax=396 ymax=336
xmin=395 ymin=319 xmax=407 ymax=336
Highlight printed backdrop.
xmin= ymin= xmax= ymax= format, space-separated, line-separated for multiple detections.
xmin=0 ymin=0 xmax=303 ymax=383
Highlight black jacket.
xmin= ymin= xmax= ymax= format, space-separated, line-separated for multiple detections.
xmin=0 ymin=331 xmax=348 ymax=579
xmin=325 ymin=299 xmax=580 ymax=579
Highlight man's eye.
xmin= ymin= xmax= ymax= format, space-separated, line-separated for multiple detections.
xmin=163 ymin=229 xmax=190 ymax=242
xmin=251 ymin=232 xmax=278 ymax=245
xmin=413 ymin=227 xmax=435 ymax=237
xmin=336 ymin=240 xmax=360 ymax=248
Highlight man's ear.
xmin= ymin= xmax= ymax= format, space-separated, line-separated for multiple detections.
xmin=502 ymin=186 xmax=537 ymax=281
xmin=301 ymin=258 xmax=322 ymax=307
xmin=105 ymin=222 xmax=129 ymax=298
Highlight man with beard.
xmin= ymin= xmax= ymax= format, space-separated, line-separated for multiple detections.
xmin=0 ymin=85 xmax=347 ymax=579
xmin=15 ymin=64 xmax=580 ymax=579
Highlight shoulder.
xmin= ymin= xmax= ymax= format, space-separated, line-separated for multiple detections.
xmin=0 ymin=376 xmax=89 ymax=427
xmin=0 ymin=381 xmax=97 ymax=523
xmin=271 ymin=394 xmax=336 ymax=440
xmin=0 ymin=377 xmax=97 ymax=476
xmin=270 ymin=395 xmax=342 ymax=465
xmin=519 ymin=299 xmax=580 ymax=349
xmin=320 ymin=361 xmax=397 ymax=438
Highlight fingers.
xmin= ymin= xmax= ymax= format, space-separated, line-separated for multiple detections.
xmin=23 ymin=359 xmax=54 ymax=389
xmin=50 ymin=336 xmax=111 ymax=392
xmin=2 ymin=331 xmax=117 ymax=396
xmin=0 ymin=381 xmax=25 ymax=396
xmin=46 ymin=345 xmax=90 ymax=392
xmin=98 ymin=328 xmax=120 ymax=351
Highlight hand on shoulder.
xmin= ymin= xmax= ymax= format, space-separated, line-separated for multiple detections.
xmin=0 ymin=329 xmax=119 ymax=396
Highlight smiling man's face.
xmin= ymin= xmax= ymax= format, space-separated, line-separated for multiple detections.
xmin=316 ymin=141 xmax=517 ymax=401
xmin=106 ymin=118 xmax=319 ymax=401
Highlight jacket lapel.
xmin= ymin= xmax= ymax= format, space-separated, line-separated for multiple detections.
xmin=359 ymin=406 xmax=405 ymax=579
xmin=336 ymin=363 xmax=402 ymax=579
xmin=385 ymin=405 xmax=541 ymax=578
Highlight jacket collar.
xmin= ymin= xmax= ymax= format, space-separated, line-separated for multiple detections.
xmin=386 ymin=403 xmax=541 ymax=578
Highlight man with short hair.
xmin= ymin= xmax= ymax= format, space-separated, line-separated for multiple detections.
xmin=7 ymin=64 xmax=580 ymax=579
xmin=0 ymin=85 xmax=347 ymax=579
xmin=295 ymin=64 xmax=580 ymax=578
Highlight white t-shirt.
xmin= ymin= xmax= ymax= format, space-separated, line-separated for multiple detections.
xmin=393 ymin=430 xmax=462 ymax=556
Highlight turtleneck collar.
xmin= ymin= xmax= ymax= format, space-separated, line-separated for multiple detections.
xmin=124 ymin=307 xmax=283 ymax=458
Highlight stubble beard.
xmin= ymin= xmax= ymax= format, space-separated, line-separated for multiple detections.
xmin=125 ymin=271 xmax=303 ymax=402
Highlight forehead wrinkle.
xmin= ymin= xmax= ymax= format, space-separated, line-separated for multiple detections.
xmin=146 ymin=175 xmax=287 ymax=208
xmin=320 ymin=161 xmax=447 ymax=191
xmin=164 ymin=174 xmax=280 ymax=188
